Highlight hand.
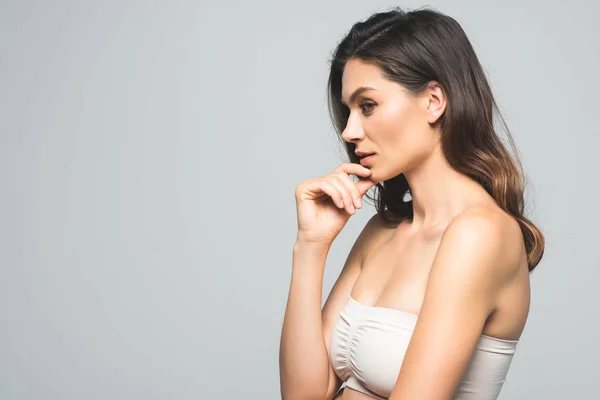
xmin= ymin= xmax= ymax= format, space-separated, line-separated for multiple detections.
xmin=295 ymin=163 xmax=376 ymax=246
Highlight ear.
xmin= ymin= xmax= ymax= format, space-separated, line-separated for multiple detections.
xmin=426 ymin=81 xmax=446 ymax=125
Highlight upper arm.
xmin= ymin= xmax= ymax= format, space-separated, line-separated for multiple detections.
xmin=388 ymin=209 xmax=519 ymax=400
xmin=321 ymin=213 xmax=387 ymax=399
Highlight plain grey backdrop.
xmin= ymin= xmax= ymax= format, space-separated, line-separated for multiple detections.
xmin=1 ymin=0 xmax=599 ymax=398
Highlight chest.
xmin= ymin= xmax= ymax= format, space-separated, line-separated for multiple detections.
xmin=349 ymin=224 xmax=444 ymax=315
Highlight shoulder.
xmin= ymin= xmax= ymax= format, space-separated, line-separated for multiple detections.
xmin=448 ymin=205 xmax=524 ymax=255
xmin=440 ymin=205 xmax=523 ymax=283
xmin=350 ymin=212 xmax=396 ymax=266
xmin=357 ymin=212 xmax=396 ymax=242
xmin=447 ymin=205 xmax=516 ymax=236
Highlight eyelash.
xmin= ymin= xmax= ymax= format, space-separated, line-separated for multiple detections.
xmin=359 ymin=102 xmax=375 ymax=115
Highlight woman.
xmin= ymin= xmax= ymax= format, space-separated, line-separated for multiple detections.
xmin=279 ymin=6 xmax=544 ymax=400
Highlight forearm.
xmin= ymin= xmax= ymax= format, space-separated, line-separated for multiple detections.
xmin=279 ymin=241 xmax=332 ymax=400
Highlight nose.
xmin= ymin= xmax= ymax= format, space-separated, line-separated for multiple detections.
xmin=341 ymin=113 xmax=365 ymax=143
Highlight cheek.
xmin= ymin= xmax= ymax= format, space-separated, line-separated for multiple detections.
xmin=378 ymin=105 xmax=432 ymax=170
xmin=378 ymin=103 xmax=421 ymax=148
xmin=373 ymin=104 xmax=403 ymax=142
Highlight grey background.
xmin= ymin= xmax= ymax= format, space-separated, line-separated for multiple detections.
xmin=1 ymin=0 xmax=598 ymax=399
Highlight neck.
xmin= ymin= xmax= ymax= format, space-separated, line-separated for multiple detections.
xmin=402 ymin=144 xmax=492 ymax=233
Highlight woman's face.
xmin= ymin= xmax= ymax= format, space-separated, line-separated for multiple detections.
xmin=340 ymin=58 xmax=443 ymax=182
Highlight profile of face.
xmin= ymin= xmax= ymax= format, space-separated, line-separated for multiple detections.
xmin=340 ymin=58 xmax=446 ymax=182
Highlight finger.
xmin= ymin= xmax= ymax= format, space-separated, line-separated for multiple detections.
xmin=333 ymin=162 xmax=372 ymax=178
xmin=335 ymin=163 xmax=376 ymax=198
xmin=316 ymin=180 xmax=345 ymax=209
xmin=355 ymin=176 xmax=377 ymax=196
xmin=335 ymin=172 xmax=362 ymax=209
xmin=325 ymin=176 xmax=355 ymax=214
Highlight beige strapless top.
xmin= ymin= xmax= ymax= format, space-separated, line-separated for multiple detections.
xmin=329 ymin=295 xmax=519 ymax=399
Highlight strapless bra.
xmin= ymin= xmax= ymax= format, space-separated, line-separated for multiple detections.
xmin=329 ymin=295 xmax=519 ymax=399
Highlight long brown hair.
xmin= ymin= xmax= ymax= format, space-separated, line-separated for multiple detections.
xmin=326 ymin=6 xmax=544 ymax=272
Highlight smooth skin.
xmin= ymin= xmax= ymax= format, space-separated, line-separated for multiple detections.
xmin=279 ymin=58 xmax=530 ymax=400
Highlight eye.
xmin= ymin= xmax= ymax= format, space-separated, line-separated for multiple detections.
xmin=360 ymin=102 xmax=375 ymax=115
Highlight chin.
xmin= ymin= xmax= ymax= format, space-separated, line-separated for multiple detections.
xmin=373 ymin=169 xmax=402 ymax=184
xmin=367 ymin=169 xmax=383 ymax=184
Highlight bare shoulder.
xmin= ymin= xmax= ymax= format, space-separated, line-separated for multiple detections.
xmin=445 ymin=204 xmax=525 ymax=280
xmin=363 ymin=211 xmax=391 ymax=231
xmin=451 ymin=203 xmax=523 ymax=237
xmin=354 ymin=212 xmax=398 ymax=264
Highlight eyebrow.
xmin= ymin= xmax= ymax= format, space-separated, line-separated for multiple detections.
xmin=341 ymin=86 xmax=377 ymax=106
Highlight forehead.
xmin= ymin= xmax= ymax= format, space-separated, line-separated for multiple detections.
xmin=341 ymin=59 xmax=387 ymax=99
xmin=342 ymin=58 xmax=383 ymax=82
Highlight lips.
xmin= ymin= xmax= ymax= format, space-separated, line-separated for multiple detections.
xmin=359 ymin=154 xmax=375 ymax=166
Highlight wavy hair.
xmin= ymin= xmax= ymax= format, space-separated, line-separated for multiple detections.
xmin=326 ymin=6 xmax=544 ymax=272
